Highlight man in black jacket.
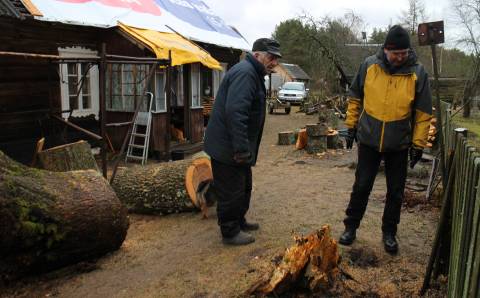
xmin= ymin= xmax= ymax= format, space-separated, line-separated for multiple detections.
xmin=204 ymin=38 xmax=281 ymax=245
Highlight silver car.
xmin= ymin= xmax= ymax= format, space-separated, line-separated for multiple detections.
xmin=277 ymin=82 xmax=308 ymax=104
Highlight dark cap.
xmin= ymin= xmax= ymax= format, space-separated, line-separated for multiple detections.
xmin=384 ymin=25 xmax=410 ymax=50
xmin=252 ymin=38 xmax=282 ymax=58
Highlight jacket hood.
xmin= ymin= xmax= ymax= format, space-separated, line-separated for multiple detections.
xmin=375 ymin=47 xmax=418 ymax=75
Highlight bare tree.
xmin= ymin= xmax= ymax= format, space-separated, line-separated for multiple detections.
xmin=452 ymin=0 xmax=480 ymax=117
xmin=399 ymin=0 xmax=427 ymax=34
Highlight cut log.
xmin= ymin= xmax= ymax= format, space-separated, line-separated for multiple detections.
xmin=37 ymin=140 xmax=99 ymax=172
xmin=278 ymin=131 xmax=296 ymax=145
xmin=306 ymin=136 xmax=327 ymax=154
xmin=296 ymin=128 xmax=308 ymax=150
xmin=306 ymin=123 xmax=329 ymax=137
xmin=111 ymin=157 xmax=213 ymax=216
xmin=0 ymin=151 xmax=129 ymax=281
xmin=327 ymin=131 xmax=340 ymax=149
xmin=249 ymin=225 xmax=340 ymax=295
xmin=30 ymin=137 xmax=45 ymax=167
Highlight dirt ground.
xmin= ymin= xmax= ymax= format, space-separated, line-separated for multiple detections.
xmin=1 ymin=107 xmax=447 ymax=297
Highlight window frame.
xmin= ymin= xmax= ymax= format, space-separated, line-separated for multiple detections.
xmin=58 ymin=47 xmax=99 ymax=119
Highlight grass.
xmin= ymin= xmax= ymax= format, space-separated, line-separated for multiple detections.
xmin=451 ymin=111 xmax=480 ymax=148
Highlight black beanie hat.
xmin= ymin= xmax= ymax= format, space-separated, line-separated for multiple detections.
xmin=384 ymin=25 xmax=410 ymax=50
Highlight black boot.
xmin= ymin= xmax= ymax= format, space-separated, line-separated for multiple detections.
xmin=383 ymin=233 xmax=398 ymax=254
xmin=339 ymin=227 xmax=356 ymax=245
xmin=240 ymin=221 xmax=259 ymax=231
xmin=222 ymin=231 xmax=255 ymax=246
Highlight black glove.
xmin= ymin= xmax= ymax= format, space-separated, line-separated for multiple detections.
xmin=409 ymin=147 xmax=423 ymax=169
xmin=233 ymin=152 xmax=251 ymax=164
xmin=345 ymin=128 xmax=357 ymax=149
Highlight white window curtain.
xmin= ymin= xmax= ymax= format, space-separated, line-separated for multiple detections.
xmin=154 ymin=71 xmax=166 ymax=112
xmin=191 ymin=64 xmax=201 ymax=108
xmin=212 ymin=62 xmax=227 ymax=98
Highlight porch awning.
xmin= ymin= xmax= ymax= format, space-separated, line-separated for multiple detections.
xmin=118 ymin=23 xmax=222 ymax=70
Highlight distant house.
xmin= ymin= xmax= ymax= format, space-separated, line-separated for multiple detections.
xmin=274 ymin=63 xmax=311 ymax=85
xmin=0 ymin=0 xmax=248 ymax=163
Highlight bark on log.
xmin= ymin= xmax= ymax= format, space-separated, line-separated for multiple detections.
xmin=37 ymin=140 xmax=99 ymax=172
xmin=306 ymin=136 xmax=327 ymax=154
xmin=0 ymin=151 xmax=129 ymax=281
xmin=249 ymin=225 xmax=340 ymax=295
xmin=278 ymin=131 xmax=296 ymax=145
xmin=111 ymin=157 xmax=212 ymax=215
xmin=306 ymin=123 xmax=329 ymax=137
xmin=296 ymin=128 xmax=308 ymax=150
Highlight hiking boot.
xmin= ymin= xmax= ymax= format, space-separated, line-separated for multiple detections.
xmin=240 ymin=221 xmax=260 ymax=231
xmin=383 ymin=233 xmax=398 ymax=254
xmin=339 ymin=228 xmax=356 ymax=245
xmin=222 ymin=231 xmax=255 ymax=246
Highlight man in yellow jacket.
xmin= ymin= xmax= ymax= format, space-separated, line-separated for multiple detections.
xmin=339 ymin=25 xmax=432 ymax=254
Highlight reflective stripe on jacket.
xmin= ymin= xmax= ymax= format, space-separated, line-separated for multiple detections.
xmin=345 ymin=48 xmax=432 ymax=152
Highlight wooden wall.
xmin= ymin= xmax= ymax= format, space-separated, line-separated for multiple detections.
xmin=190 ymin=108 xmax=204 ymax=143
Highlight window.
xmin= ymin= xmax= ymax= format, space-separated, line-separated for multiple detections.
xmin=59 ymin=47 xmax=99 ymax=119
xmin=175 ymin=66 xmax=184 ymax=106
xmin=154 ymin=70 xmax=166 ymax=112
xmin=191 ymin=64 xmax=201 ymax=108
xmin=212 ymin=62 xmax=227 ymax=97
xmin=106 ymin=64 xmax=150 ymax=112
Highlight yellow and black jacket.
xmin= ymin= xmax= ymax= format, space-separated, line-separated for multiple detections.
xmin=345 ymin=49 xmax=432 ymax=152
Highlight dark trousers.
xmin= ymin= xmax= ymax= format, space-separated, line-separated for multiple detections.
xmin=344 ymin=144 xmax=408 ymax=235
xmin=211 ymin=159 xmax=252 ymax=238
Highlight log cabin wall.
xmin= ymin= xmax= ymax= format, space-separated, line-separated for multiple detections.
xmin=0 ymin=17 xmax=103 ymax=164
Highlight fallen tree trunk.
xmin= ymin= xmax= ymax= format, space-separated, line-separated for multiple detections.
xmin=248 ymin=225 xmax=340 ymax=296
xmin=0 ymin=151 xmax=129 ymax=281
xmin=111 ymin=157 xmax=212 ymax=216
xmin=37 ymin=140 xmax=99 ymax=172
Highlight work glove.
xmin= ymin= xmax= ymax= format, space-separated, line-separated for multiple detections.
xmin=409 ymin=147 xmax=423 ymax=169
xmin=233 ymin=152 xmax=251 ymax=164
xmin=345 ymin=128 xmax=357 ymax=149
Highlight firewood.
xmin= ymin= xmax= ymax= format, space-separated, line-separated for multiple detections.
xmin=306 ymin=123 xmax=329 ymax=137
xmin=0 ymin=151 xmax=129 ymax=281
xmin=278 ymin=131 xmax=296 ymax=145
xmin=306 ymin=136 xmax=327 ymax=154
xmin=111 ymin=157 xmax=212 ymax=216
xmin=296 ymin=128 xmax=308 ymax=150
xmin=248 ymin=225 xmax=340 ymax=295
xmin=37 ymin=140 xmax=99 ymax=172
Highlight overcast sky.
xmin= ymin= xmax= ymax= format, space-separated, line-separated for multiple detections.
xmin=203 ymin=0 xmax=458 ymax=48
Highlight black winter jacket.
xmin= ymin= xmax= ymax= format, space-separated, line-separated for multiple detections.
xmin=204 ymin=53 xmax=267 ymax=166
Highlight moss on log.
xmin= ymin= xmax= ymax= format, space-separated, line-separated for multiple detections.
xmin=111 ymin=158 xmax=212 ymax=215
xmin=0 ymin=151 xmax=129 ymax=281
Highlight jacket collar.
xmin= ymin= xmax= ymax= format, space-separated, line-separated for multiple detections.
xmin=376 ymin=47 xmax=417 ymax=75
xmin=246 ymin=53 xmax=267 ymax=79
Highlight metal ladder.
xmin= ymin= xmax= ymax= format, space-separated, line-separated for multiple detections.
xmin=125 ymin=92 xmax=153 ymax=165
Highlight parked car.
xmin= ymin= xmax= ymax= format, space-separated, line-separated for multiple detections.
xmin=277 ymin=82 xmax=308 ymax=104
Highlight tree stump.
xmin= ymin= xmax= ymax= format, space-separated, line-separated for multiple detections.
xmin=306 ymin=123 xmax=329 ymax=137
xmin=37 ymin=140 xmax=99 ymax=172
xmin=296 ymin=128 xmax=308 ymax=150
xmin=0 ymin=151 xmax=129 ymax=281
xmin=248 ymin=225 xmax=340 ymax=295
xmin=278 ymin=131 xmax=296 ymax=145
xmin=111 ymin=157 xmax=212 ymax=216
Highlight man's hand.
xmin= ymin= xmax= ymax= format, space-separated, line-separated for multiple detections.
xmin=233 ymin=152 xmax=251 ymax=164
xmin=409 ymin=147 xmax=423 ymax=169
xmin=345 ymin=128 xmax=357 ymax=149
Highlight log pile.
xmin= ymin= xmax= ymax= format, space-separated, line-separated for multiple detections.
xmin=248 ymin=225 xmax=340 ymax=296
xmin=111 ymin=157 xmax=213 ymax=217
xmin=0 ymin=150 xmax=129 ymax=281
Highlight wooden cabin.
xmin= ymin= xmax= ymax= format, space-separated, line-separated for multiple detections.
xmin=0 ymin=0 xmax=244 ymax=164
